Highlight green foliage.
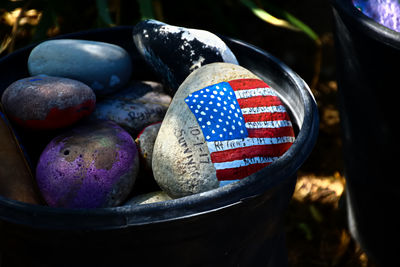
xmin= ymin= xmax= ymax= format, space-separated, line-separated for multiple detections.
xmin=240 ymin=0 xmax=320 ymax=43
xmin=96 ymin=0 xmax=114 ymax=26
xmin=1 ymin=0 xmax=320 ymax=57
xmin=137 ymin=0 xmax=155 ymax=20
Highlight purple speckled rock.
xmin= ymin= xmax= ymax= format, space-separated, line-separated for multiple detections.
xmin=36 ymin=120 xmax=139 ymax=208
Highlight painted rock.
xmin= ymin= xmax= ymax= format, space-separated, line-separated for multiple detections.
xmin=125 ymin=190 xmax=171 ymax=206
xmin=1 ymin=76 xmax=96 ymax=130
xmin=353 ymin=0 xmax=400 ymax=32
xmin=136 ymin=122 xmax=162 ymax=170
xmin=90 ymin=81 xmax=171 ymax=136
xmin=36 ymin=120 xmax=139 ymax=208
xmin=27 ymin=39 xmax=132 ymax=96
xmin=152 ymin=63 xmax=295 ymax=198
xmin=132 ymin=19 xmax=238 ymax=95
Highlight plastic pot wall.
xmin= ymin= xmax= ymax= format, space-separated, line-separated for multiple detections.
xmin=331 ymin=1 xmax=399 ymax=266
xmin=0 ymin=26 xmax=318 ymax=266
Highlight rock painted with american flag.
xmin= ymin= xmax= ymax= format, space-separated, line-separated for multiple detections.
xmin=152 ymin=63 xmax=295 ymax=198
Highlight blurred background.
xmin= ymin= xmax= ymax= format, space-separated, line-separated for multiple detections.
xmin=0 ymin=0 xmax=377 ymax=266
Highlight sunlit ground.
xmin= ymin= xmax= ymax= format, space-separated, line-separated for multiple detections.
xmin=285 ymin=80 xmax=378 ymax=267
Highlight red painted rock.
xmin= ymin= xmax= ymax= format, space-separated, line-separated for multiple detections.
xmin=1 ymin=76 xmax=96 ymax=130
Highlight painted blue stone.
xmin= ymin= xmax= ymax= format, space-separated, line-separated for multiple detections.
xmin=353 ymin=0 xmax=400 ymax=32
xmin=184 ymin=82 xmax=247 ymax=142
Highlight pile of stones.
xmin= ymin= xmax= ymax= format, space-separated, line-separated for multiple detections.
xmin=0 ymin=20 xmax=295 ymax=208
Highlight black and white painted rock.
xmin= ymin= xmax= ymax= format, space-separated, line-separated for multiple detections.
xmin=28 ymin=39 xmax=132 ymax=96
xmin=132 ymin=19 xmax=239 ymax=95
xmin=90 ymin=81 xmax=171 ymax=136
xmin=152 ymin=63 xmax=295 ymax=198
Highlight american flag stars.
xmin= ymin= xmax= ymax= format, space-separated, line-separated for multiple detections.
xmin=185 ymin=82 xmax=248 ymax=141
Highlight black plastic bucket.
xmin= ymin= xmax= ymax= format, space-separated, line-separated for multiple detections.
xmin=331 ymin=1 xmax=399 ymax=266
xmin=0 ymin=26 xmax=318 ymax=266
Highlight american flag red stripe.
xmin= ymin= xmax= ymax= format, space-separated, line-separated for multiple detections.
xmin=228 ymin=78 xmax=270 ymax=90
xmin=210 ymin=142 xmax=293 ymax=163
xmin=247 ymin=126 xmax=295 ymax=138
xmin=236 ymin=95 xmax=283 ymax=108
xmin=243 ymin=111 xmax=292 ymax=122
xmin=216 ymin=162 xmax=271 ymax=180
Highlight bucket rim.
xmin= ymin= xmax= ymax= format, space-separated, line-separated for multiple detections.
xmin=0 ymin=26 xmax=319 ymax=230
xmin=331 ymin=0 xmax=400 ymax=49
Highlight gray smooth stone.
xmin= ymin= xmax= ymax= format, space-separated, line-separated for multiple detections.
xmin=28 ymin=39 xmax=132 ymax=96
xmin=90 ymin=81 xmax=171 ymax=136
xmin=136 ymin=122 xmax=162 ymax=170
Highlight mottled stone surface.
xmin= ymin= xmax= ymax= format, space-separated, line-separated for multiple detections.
xmin=136 ymin=122 xmax=162 ymax=170
xmin=1 ymin=76 xmax=95 ymax=130
xmin=124 ymin=190 xmax=171 ymax=205
xmin=90 ymin=81 xmax=171 ymax=136
xmin=353 ymin=0 xmax=400 ymax=32
xmin=133 ymin=19 xmax=238 ymax=95
xmin=36 ymin=120 xmax=139 ymax=208
xmin=152 ymin=63 xmax=295 ymax=198
xmin=28 ymin=39 xmax=132 ymax=96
